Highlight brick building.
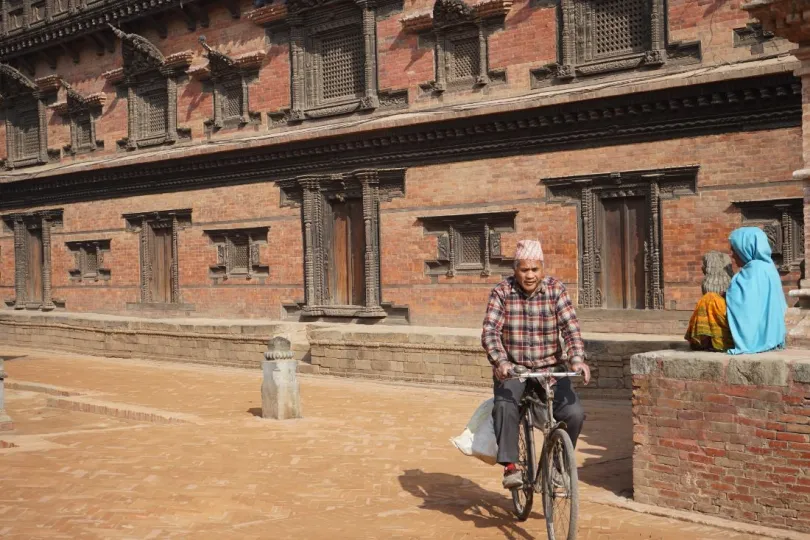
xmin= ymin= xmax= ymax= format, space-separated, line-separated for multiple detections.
xmin=0 ymin=0 xmax=803 ymax=328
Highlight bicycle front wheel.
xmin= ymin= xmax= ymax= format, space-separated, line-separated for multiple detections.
xmin=511 ymin=412 xmax=535 ymax=521
xmin=541 ymin=428 xmax=579 ymax=540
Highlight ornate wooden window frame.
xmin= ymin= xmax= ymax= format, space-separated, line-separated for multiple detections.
xmin=733 ymin=198 xmax=804 ymax=275
xmin=51 ymin=81 xmax=105 ymax=155
xmin=1 ymin=208 xmax=63 ymax=310
xmin=277 ymin=168 xmax=405 ymax=318
xmin=66 ymin=239 xmax=111 ymax=281
xmin=194 ymin=36 xmax=264 ymax=136
xmin=543 ymin=166 xmax=699 ymax=309
xmin=530 ymin=0 xmax=701 ymax=88
xmin=204 ymin=226 xmax=270 ymax=282
xmin=105 ymin=26 xmax=192 ymax=151
xmin=419 ymin=211 xmax=516 ymax=277
xmin=123 ymin=208 xmax=191 ymax=304
xmin=400 ymin=0 xmax=510 ymax=95
xmin=0 ymin=64 xmax=60 ymax=169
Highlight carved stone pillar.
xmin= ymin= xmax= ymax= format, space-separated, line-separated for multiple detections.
xmin=166 ymin=76 xmax=178 ymax=143
xmin=126 ymin=85 xmax=138 ymax=150
xmin=300 ymin=178 xmax=319 ymax=309
xmin=140 ymin=217 xmax=151 ymax=302
xmin=434 ymin=30 xmax=446 ymax=92
xmin=580 ymin=187 xmax=594 ymax=308
xmin=40 ymin=216 xmax=54 ymax=310
xmin=171 ymin=214 xmax=180 ymax=303
xmin=476 ymin=22 xmax=489 ymax=85
xmin=12 ymin=217 xmax=26 ymax=309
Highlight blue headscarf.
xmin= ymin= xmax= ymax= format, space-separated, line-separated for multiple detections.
xmin=726 ymin=227 xmax=787 ymax=355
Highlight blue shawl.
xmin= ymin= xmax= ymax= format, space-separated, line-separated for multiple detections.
xmin=726 ymin=227 xmax=787 ymax=355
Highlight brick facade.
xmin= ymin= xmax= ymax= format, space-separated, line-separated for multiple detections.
xmin=0 ymin=0 xmax=803 ymax=326
xmin=632 ymin=350 xmax=810 ymax=532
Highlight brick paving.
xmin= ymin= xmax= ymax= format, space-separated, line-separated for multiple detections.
xmin=0 ymin=347 xmax=776 ymax=539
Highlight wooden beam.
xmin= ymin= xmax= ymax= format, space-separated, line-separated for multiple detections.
xmin=38 ymin=50 xmax=59 ymax=70
xmin=59 ymin=42 xmax=80 ymax=64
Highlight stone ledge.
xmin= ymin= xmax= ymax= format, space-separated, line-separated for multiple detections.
xmin=630 ymin=348 xmax=809 ymax=385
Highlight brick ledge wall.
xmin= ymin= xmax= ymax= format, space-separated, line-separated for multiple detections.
xmin=631 ymin=349 xmax=810 ymax=533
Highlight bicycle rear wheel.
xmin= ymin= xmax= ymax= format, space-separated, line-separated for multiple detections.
xmin=511 ymin=411 xmax=535 ymax=521
xmin=541 ymin=428 xmax=578 ymax=540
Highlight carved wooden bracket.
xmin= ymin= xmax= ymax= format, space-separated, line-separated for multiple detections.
xmin=543 ymin=166 xmax=699 ymax=310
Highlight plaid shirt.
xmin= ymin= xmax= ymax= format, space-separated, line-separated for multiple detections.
xmin=481 ymin=276 xmax=585 ymax=369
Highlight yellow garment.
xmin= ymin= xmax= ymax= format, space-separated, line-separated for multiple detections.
xmin=685 ymin=292 xmax=734 ymax=352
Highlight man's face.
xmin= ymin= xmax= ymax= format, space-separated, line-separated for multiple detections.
xmin=514 ymin=260 xmax=542 ymax=294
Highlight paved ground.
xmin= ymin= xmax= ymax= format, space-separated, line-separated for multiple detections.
xmin=0 ymin=347 xmax=778 ymax=539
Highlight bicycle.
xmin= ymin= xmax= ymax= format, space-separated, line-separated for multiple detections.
xmin=506 ymin=365 xmax=579 ymax=540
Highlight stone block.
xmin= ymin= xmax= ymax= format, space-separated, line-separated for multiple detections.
xmin=261 ymin=359 xmax=302 ymax=420
xmin=661 ymin=356 xmax=724 ymax=381
xmin=630 ymin=353 xmax=660 ymax=376
xmin=727 ymin=358 xmax=788 ymax=387
xmin=792 ymin=361 xmax=810 ymax=384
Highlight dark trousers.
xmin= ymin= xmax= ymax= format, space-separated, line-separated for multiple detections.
xmin=492 ymin=376 xmax=585 ymax=465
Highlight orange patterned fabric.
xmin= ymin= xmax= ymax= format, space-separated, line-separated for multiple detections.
xmin=685 ymin=292 xmax=734 ymax=352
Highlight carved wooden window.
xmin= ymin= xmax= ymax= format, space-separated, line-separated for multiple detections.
xmin=53 ymin=83 xmax=105 ymax=155
xmin=205 ymin=227 xmax=269 ymax=282
xmin=543 ymin=167 xmax=698 ymax=310
xmin=405 ymin=0 xmax=509 ymax=95
xmin=286 ymin=0 xmax=380 ymax=121
xmin=66 ymin=240 xmax=111 ymax=281
xmin=123 ymin=209 xmax=191 ymax=304
xmin=277 ymin=169 xmax=405 ymax=318
xmin=0 ymin=65 xmax=52 ymax=169
xmin=733 ymin=198 xmax=804 ymax=275
xmin=195 ymin=37 xmax=263 ymax=135
xmin=7 ymin=0 xmax=23 ymax=31
xmin=107 ymin=27 xmax=191 ymax=151
xmin=530 ymin=0 xmax=700 ymax=87
xmin=2 ymin=209 xmax=62 ymax=310
xmin=419 ymin=211 xmax=516 ymax=277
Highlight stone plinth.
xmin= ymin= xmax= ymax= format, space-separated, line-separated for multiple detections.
xmin=631 ymin=348 xmax=810 ymax=533
xmin=261 ymin=336 xmax=302 ymax=420
xmin=0 ymin=359 xmax=13 ymax=431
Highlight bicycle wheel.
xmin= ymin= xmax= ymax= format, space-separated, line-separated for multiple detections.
xmin=541 ymin=428 xmax=579 ymax=540
xmin=511 ymin=411 xmax=535 ymax=521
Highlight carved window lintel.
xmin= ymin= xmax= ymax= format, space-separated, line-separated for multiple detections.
xmin=66 ymin=239 xmax=111 ymax=281
xmin=733 ymin=198 xmax=804 ymax=275
xmin=204 ymin=226 xmax=269 ymax=282
xmin=51 ymin=81 xmax=105 ymax=155
xmin=543 ymin=166 xmax=699 ymax=310
xmin=419 ymin=211 xmax=516 ymax=277
xmin=277 ymin=168 xmax=405 ymax=318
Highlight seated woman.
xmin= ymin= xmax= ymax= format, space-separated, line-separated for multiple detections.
xmin=725 ymin=227 xmax=787 ymax=355
xmin=685 ymin=227 xmax=787 ymax=354
xmin=685 ymin=251 xmax=734 ymax=351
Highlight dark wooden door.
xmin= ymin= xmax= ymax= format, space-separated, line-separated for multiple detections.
xmin=601 ymin=197 xmax=647 ymax=309
xmin=149 ymin=225 xmax=173 ymax=303
xmin=26 ymin=227 xmax=43 ymax=303
xmin=330 ymin=199 xmax=366 ymax=306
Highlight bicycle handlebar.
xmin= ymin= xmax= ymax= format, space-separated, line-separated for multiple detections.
xmin=505 ymin=370 xmax=581 ymax=380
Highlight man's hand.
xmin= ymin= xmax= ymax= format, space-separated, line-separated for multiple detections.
xmin=572 ymin=360 xmax=591 ymax=385
xmin=495 ymin=361 xmax=513 ymax=381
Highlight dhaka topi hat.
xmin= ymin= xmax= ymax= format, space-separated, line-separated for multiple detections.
xmin=515 ymin=239 xmax=544 ymax=262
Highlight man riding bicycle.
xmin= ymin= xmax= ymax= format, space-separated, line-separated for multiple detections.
xmin=481 ymin=239 xmax=591 ymax=490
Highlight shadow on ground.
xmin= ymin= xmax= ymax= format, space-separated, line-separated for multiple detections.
xmin=247 ymin=407 xmax=262 ymax=417
xmin=575 ymin=402 xmax=634 ymax=497
xmin=1 ymin=355 xmax=27 ymax=362
xmin=399 ymin=469 xmax=542 ymax=540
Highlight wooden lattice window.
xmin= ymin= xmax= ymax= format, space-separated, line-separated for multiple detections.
xmin=448 ymin=32 xmax=480 ymax=82
xmin=592 ymin=0 xmax=649 ymax=59
xmin=11 ymin=106 xmax=40 ymax=163
xmin=75 ymin=116 xmax=92 ymax=148
xmin=420 ymin=211 xmax=517 ymax=277
xmin=734 ymin=198 xmax=804 ymax=275
xmin=205 ymin=227 xmax=269 ymax=282
xmin=66 ymin=240 xmax=111 ymax=281
xmin=221 ymin=82 xmax=243 ymax=122
xmin=286 ymin=0 xmax=380 ymax=121
xmin=320 ymin=30 xmax=365 ymax=102
xmin=137 ymin=82 xmax=169 ymax=142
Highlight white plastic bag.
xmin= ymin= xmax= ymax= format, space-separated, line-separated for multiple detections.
xmin=450 ymin=398 xmax=498 ymax=466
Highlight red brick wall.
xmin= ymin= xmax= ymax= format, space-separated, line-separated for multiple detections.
xmin=632 ymin=351 xmax=810 ymax=533
xmin=0 ymin=0 xmax=794 ymax=161
xmin=0 ymin=127 xmax=801 ymax=324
